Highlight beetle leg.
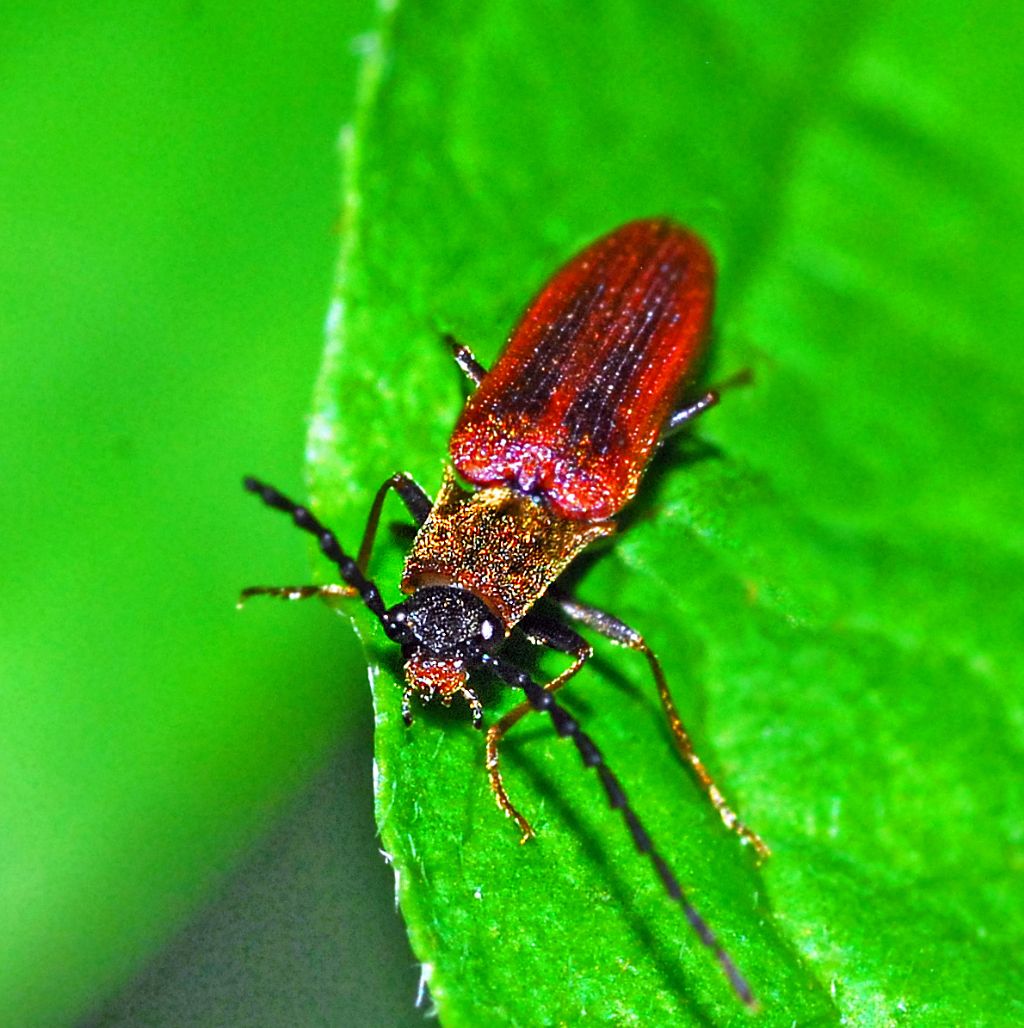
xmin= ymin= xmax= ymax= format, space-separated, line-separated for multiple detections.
xmin=240 ymin=474 xmax=431 ymax=606
xmin=548 ymin=590 xmax=770 ymax=861
xmin=480 ymin=649 xmax=758 ymax=1008
xmin=663 ymin=389 xmax=719 ymax=434
xmin=237 ymin=582 xmax=357 ymax=606
xmin=355 ymin=472 xmax=433 ymax=573
xmin=486 ymin=617 xmax=592 ymax=843
xmin=662 ymin=368 xmax=754 ymax=437
xmin=243 ymin=478 xmax=390 ymax=624
xmin=444 ymin=333 xmax=488 ymax=386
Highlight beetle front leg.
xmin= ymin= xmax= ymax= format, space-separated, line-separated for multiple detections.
xmin=485 ymin=623 xmax=592 ymax=843
xmin=355 ymin=472 xmax=433 ymax=573
xmin=240 ymin=475 xmax=430 ymax=610
xmin=237 ymin=582 xmax=357 ymax=607
xmin=401 ymin=685 xmax=416 ymax=727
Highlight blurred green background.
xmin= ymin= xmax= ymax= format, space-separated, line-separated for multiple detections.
xmin=0 ymin=2 xmax=421 ymax=1025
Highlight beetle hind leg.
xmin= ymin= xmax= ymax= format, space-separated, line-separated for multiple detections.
xmin=550 ymin=590 xmax=770 ymax=861
xmin=636 ymin=642 xmax=770 ymax=860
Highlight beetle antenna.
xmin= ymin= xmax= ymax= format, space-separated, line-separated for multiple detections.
xmin=480 ymin=653 xmax=756 ymax=1008
xmin=243 ymin=477 xmax=388 ymax=621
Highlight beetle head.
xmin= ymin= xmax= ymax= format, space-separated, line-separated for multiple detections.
xmin=382 ymin=585 xmax=504 ymax=719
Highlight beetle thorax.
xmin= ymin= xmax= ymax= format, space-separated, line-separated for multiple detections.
xmin=402 ymin=468 xmax=613 ymax=631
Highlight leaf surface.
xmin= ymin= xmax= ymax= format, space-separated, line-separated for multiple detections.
xmin=311 ymin=2 xmax=1024 ymax=1023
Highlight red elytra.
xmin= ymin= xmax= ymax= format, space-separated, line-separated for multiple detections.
xmin=450 ymin=218 xmax=714 ymax=520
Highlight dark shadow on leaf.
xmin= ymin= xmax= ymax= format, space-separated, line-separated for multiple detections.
xmin=497 ymin=736 xmax=721 ymax=1027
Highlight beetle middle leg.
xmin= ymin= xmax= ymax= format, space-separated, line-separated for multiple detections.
xmin=486 ymin=614 xmax=592 ymax=843
xmin=549 ymin=589 xmax=770 ymax=860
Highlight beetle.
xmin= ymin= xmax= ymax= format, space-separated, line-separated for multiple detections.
xmin=242 ymin=218 xmax=766 ymax=1006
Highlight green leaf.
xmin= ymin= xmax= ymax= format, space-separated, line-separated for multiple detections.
xmin=310 ymin=1 xmax=1024 ymax=1024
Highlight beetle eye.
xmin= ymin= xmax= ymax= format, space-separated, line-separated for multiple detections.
xmin=478 ymin=618 xmax=497 ymax=643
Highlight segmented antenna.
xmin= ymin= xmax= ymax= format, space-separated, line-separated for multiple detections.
xmin=243 ymin=477 xmax=386 ymax=618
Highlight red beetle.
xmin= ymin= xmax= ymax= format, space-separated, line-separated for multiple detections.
xmin=243 ymin=219 xmax=766 ymax=1007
